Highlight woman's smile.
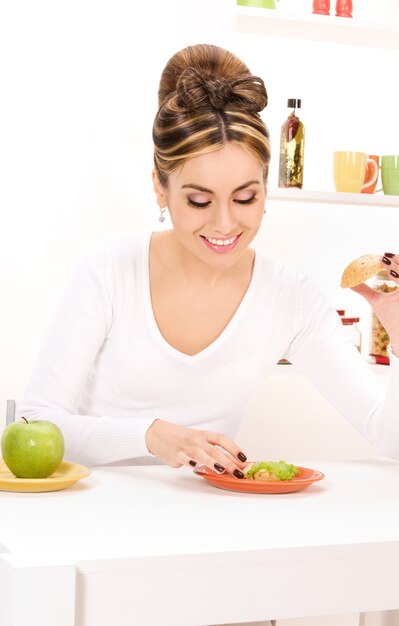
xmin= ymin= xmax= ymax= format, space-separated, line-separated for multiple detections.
xmin=200 ymin=233 xmax=242 ymax=253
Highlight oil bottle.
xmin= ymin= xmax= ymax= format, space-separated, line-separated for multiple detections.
xmin=278 ymin=98 xmax=305 ymax=189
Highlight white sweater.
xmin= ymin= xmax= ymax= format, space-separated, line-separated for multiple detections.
xmin=19 ymin=231 xmax=399 ymax=466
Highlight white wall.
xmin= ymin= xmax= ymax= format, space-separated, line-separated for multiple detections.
xmin=237 ymin=365 xmax=389 ymax=464
xmin=0 ymin=0 xmax=180 ymax=417
xmin=1 ymin=0 xmax=398 ymax=441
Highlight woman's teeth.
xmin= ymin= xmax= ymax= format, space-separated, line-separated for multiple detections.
xmin=204 ymin=235 xmax=237 ymax=246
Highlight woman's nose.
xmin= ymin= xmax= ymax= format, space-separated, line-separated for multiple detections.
xmin=211 ymin=204 xmax=237 ymax=234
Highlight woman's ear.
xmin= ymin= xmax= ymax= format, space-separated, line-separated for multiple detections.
xmin=152 ymin=170 xmax=167 ymax=209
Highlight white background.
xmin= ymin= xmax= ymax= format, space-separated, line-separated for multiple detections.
xmin=1 ymin=3 xmax=399 ymax=625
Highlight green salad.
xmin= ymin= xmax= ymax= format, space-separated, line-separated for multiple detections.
xmin=244 ymin=460 xmax=300 ymax=481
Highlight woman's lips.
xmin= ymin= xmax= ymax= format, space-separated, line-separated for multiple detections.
xmin=200 ymin=233 xmax=242 ymax=253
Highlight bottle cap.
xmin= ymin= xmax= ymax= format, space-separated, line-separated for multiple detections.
xmin=341 ymin=317 xmax=360 ymax=324
xmin=287 ymin=99 xmax=301 ymax=108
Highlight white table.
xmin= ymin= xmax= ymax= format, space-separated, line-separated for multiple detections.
xmin=1 ymin=458 xmax=399 ymax=626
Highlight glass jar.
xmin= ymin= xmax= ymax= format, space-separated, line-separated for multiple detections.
xmin=369 ymin=270 xmax=398 ymax=365
xmin=341 ymin=316 xmax=361 ymax=353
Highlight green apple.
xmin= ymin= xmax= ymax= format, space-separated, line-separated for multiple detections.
xmin=1 ymin=417 xmax=65 ymax=478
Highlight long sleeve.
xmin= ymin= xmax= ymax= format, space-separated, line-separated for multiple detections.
xmin=18 ymin=238 xmax=155 ymax=466
xmin=285 ymin=274 xmax=399 ymax=458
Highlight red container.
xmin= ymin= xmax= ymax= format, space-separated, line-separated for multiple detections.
xmin=335 ymin=0 xmax=353 ymax=17
xmin=313 ymin=0 xmax=330 ymax=15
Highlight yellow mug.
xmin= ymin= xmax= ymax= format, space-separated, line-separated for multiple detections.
xmin=333 ymin=151 xmax=379 ymax=193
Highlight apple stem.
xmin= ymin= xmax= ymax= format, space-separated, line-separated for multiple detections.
xmin=20 ymin=416 xmax=29 ymax=424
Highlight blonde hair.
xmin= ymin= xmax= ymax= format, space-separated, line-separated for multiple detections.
xmin=153 ymin=44 xmax=271 ymax=187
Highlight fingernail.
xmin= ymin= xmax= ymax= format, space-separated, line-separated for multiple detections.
xmin=390 ymin=270 xmax=399 ymax=278
xmin=382 ymin=256 xmax=392 ymax=265
xmin=237 ymin=452 xmax=247 ymax=462
xmin=385 ymin=252 xmax=395 ymax=258
xmin=189 ymin=460 xmax=197 ymax=467
xmin=233 ymin=469 xmax=244 ymax=479
xmin=214 ymin=463 xmax=225 ymax=473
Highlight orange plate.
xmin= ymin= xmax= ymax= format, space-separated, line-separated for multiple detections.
xmin=193 ymin=465 xmax=324 ymax=494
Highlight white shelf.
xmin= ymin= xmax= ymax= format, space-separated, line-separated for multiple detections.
xmin=236 ymin=7 xmax=399 ymax=49
xmin=274 ymin=362 xmax=390 ymax=376
xmin=267 ymin=188 xmax=399 ymax=208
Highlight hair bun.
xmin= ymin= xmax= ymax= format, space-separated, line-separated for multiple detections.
xmin=204 ymin=78 xmax=234 ymax=109
xmin=176 ymin=67 xmax=268 ymax=114
xmin=231 ymin=75 xmax=268 ymax=113
xmin=176 ymin=68 xmax=233 ymax=111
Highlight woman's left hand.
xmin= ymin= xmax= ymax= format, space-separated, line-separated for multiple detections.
xmin=351 ymin=253 xmax=399 ymax=357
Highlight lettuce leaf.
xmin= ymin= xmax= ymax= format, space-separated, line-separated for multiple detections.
xmin=245 ymin=460 xmax=300 ymax=481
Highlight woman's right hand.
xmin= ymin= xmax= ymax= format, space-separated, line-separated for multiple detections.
xmin=145 ymin=419 xmax=248 ymax=478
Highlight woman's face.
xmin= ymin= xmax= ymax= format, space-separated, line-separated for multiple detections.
xmin=154 ymin=142 xmax=267 ymax=271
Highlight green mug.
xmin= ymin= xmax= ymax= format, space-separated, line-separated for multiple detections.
xmin=381 ymin=155 xmax=399 ymax=196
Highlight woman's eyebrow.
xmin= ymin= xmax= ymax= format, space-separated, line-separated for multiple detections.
xmin=181 ymin=180 xmax=260 ymax=194
xmin=181 ymin=183 xmax=213 ymax=193
xmin=233 ymin=180 xmax=260 ymax=192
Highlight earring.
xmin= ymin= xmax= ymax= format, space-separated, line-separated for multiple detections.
xmin=158 ymin=207 xmax=166 ymax=223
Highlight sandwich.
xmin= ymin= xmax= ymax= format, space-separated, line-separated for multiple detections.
xmin=340 ymin=254 xmax=382 ymax=289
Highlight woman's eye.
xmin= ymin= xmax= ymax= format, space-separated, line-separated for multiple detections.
xmin=186 ymin=193 xmax=257 ymax=208
xmin=187 ymin=198 xmax=211 ymax=208
xmin=234 ymin=194 xmax=257 ymax=205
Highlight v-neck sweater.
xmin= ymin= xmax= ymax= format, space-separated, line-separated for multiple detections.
xmin=19 ymin=231 xmax=399 ymax=466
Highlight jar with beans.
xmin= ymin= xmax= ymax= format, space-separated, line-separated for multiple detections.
xmin=369 ymin=270 xmax=398 ymax=364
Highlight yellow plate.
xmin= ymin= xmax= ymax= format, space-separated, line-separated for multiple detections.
xmin=0 ymin=460 xmax=91 ymax=493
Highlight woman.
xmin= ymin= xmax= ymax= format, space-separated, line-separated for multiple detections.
xmin=18 ymin=44 xmax=399 ymax=475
